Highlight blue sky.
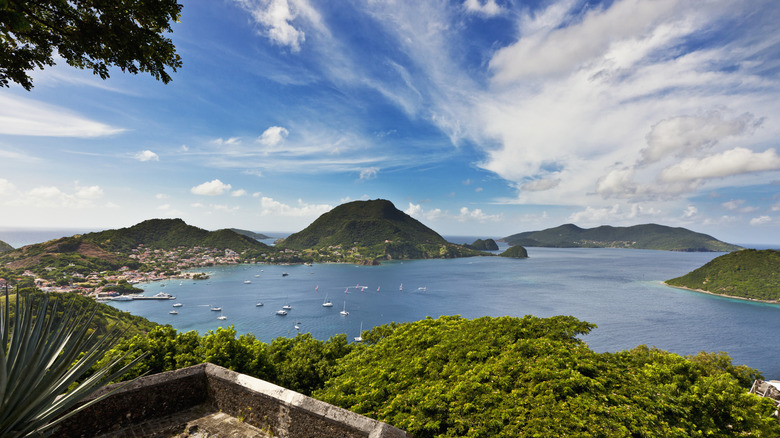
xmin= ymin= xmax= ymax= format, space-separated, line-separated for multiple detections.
xmin=1 ymin=0 xmax=779 ymax=244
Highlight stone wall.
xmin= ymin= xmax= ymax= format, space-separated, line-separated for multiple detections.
xmin=55 ymin=363 xmax=409 ymax=438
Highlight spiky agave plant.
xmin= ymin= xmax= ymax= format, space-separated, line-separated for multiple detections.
xmin=0 ymin=290 xmax=146 ymax=437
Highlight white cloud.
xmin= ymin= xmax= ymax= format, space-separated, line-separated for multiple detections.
xmin=0 ymin=178 xmax=16 ymax=196
xmin=191 ymin=179 xmax=232 ymax=196
xmin=211 ymin=137 xmax=242 ymax=146
xmin=231 ymin=189 xmax=248 ymax=197
xmin=463 ymin=0 xmax=502 ymax=17
xmin=191 ymin=202 xmax=204 ymax=208
xmin=259 ymin=197 xmax=333 ymax=217
xmin=721 ymin=200 xmax=744 ymax=210
xmin=157 ymin=204 xmax=171 ymax=210
xmin=156 ymin=193 xmax=169 ymax=199
xmin=405 ymin=202 xmax=500 ymax=223
xmin=489 ymin=0 xmax=682 ymax=83
xmin=457 ymin=207 xmax=502 ymax=222
xmin=359 ymin=167 xmax=379 ymax=180
xmin=258 ymin=126 xmax=289 ymax=146
xmin=233 ymin=0 xmax=310 ymax=52
xmin=135 ymin=150 xmax=159 ymax=162
xmin=683 ymin=205 xmax=698 ymax=218
xmin=568 ymin=203 xmax=661 ymax=226
xmin=0 ymin=94 xmax=124 ymax=137
xmin=660 ymin=148 xmax=780 ymax=182
xmin=74 ymin=183 xmax=103 ymax=199
xmin=212 ymin=204 xmax=240 ymax=212
xmin=641 ymin=111 xmax=762 ymax=164
xmin=750 ymin=215 xmax=772 ymax=226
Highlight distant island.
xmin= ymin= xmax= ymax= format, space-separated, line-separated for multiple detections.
xmin=665 ymin=249 xmax=780 ymax=302
xmin=502 ymin=223 xmax=741 ymax=252
xmin=277 ymin=199 xmax=487 ymax=262
xmin=228 ymin=228 xmax=270 ymax=240
xmin=499 ymin=245 xmax=529 ymax=258
xmin=465 ymin=238 xmax=499 ymax=251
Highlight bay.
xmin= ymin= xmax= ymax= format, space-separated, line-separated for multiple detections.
xmin=106 ymin=247 xmax=780 ymax=379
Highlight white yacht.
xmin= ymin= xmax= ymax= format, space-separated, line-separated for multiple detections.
xmin=340 ymin=301 xmax=349 ymax=316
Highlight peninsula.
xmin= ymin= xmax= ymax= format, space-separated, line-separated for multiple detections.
xmin=665 ymin=249 xmax=780 ymax=302
xmin=503 ymin=223 xmax=741 ymax=252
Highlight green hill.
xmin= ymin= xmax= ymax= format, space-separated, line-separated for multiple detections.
xmin=665 ymin=249 xmax=780 ymax=301
xmin=0 ymin=239 xmax=13 ymax=253
xmin=229 ymin=228 xmax=270 ymax=240
xmin=503 ymin=223 xmax=741 ymax=252
xmin=84 ymin=218 xmax=269 ymax=253
xmin=279 ymin=199 xmax=448 ymax=249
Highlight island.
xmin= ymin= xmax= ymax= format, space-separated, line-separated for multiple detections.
xmin=499 ymin=245 xmax=529 ymax=258
xmin=465 ymin=238 xmax=499 ymax=251
xmin=0 ymin=200 xmax=492 ymax=295
xmin=665 ymin=249 xmax=780 ymax=302
xmin=502 ymin=223 xmax=741 ymax=252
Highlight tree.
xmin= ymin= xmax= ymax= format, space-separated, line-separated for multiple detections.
xmin=0 ymin=0 xmax=182 ymax=90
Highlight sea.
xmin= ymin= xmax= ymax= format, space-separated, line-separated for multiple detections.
xmin=3 ymin=229 xmax=779 ymax=379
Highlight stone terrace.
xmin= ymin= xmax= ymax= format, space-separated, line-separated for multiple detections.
xmin=55 ymin=363 xmax=409 ymax=438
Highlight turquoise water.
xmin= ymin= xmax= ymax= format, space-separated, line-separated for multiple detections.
xmin=107 ymin=247 xmax=780 ymax=379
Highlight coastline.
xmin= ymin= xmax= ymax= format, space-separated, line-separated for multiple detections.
xmin=663 ymin=282 xmax=780 ymax=305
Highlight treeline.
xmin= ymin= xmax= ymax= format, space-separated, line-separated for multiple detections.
xmin=93 ymin=314 xmax=779 ymax=437
xmin=93 ymin=325 xmax=353 ymax=396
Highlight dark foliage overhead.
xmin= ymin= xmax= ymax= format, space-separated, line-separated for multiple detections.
xmin=0 ymin=0 xmax=182 ymax=90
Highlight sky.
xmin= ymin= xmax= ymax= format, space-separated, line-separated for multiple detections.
xmin=1 ymin=0 xmax=779 ymax=245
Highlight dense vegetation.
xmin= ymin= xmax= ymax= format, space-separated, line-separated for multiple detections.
xmin=666 ymin=249 xmax=780 ymax=301
xmin=84 ymin=218 xmax=268 ymax=253
xmin=93 ymin=325 xmax=353 ymax=396
xmin=82 ymin=311 xmax=779 ymax=437
xmin=0 ymin=239 xmax=12 ymax=253
xmin=503 ymin=223 xmax=742 ymax=252
xmin=279 ymin=199 xmax=448 ymax=250
xmin=499 ymin=244 xmax=529 ymax=258
xmin=315 ymin=316 xmax=778 ymax=437
xmin=465 ymin=239 xmax=499 ymax=251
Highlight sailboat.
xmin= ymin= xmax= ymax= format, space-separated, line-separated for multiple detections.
xmin=322 ymin=293 xmax=333 ymax=307
xmin=256 ymin=299 xmax=264 ymax=307
xmin=217 ymin=310 xmax=227 ymax=320
xmin=282 ymin=297 xmax=292 ymax=310
xmin=210 ymin=305 xmax=222 ymax=311
xmin=354 ymin=322 xmax=363 ymax=342
xmin=340 ymin=301 xmax=349 ymax=316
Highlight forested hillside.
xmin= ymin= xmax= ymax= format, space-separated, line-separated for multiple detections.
xmin=503 ymin=223 xmax=742 ymax=252
xmin=666 ymin=249 xmax=780 ymax=301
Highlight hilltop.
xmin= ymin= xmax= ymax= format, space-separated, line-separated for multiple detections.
xmin=503 ymin=223 xmax=741 ymax=252
xmin=666 ymin=249 xmax=780 ymax=301
xmin=279 ymin=199 xmax=447 ymax=249
xmin=83 ymin=218 xmax=269 ymax=253
xmin=278 ymin=199 xmax=485 ymax=261
xmin=0 ymin=239 xmax=13 ymax=253
xmin=0 ymin=219 xmax=274 ymax=289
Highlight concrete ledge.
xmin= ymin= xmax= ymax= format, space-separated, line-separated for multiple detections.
xmin=56 ymin=363 xmax=409 ymax=438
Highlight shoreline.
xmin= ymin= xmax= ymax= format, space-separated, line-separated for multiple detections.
xmin=663 ymin=282 xmax=780 ymax=305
